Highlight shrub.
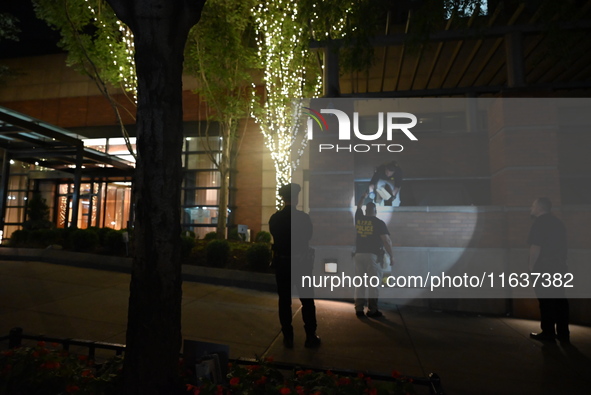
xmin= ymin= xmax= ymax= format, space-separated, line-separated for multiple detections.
xmin=55 ymin=227 xmax=76 ymax=250
xmin=27 ymin=229 xmax=61 ymax=248
xmin=22 ymin=192 xmax=53 ymax=231
xmin=104 ymin=229 xmax=127 ymax=255
xmin=182 ymin=229 xmax=196 ymax=239
xmin=206 ymin=239 xmax=230 ymax=268
xmin=9 ymin=229 xmax=30 ymax=247
xmin=228 ymin=227 xmax=241 ymax=241
xmin=246 ymin=242 xmax=272 ymax=272
xmin=93 ymin=226 xmax=114 ymax=246
xmin=203 ymin=231 xmax=218 ymax=241
xmin=69 ymin=229 xmax=100 ymax=252
xmin=254 ymin=230 xmax=272 ymax=244
xmin=181 ymin=235 xmax=196 ymax=258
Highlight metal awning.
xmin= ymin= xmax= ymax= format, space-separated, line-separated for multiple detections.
xmin=0 ymin=105 xmax=135 ymax=178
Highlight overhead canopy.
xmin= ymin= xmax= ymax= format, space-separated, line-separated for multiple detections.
xmin=313 ymin=2 xmax=591 ymax=98
xmin=0 ymin=105 xmax=134 ymax=179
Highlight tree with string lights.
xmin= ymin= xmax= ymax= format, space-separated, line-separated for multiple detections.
xmin=36 ymin=0 xmax=206 ymax=393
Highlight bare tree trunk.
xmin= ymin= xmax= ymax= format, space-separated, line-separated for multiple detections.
xmin=105 ymin=1 xmax=205 ymax=394
xmin=216 ymin=123 xmax=232 ymax=239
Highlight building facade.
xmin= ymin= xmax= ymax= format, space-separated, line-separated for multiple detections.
xmin=0 ymin=1 xmax=590 ymax=323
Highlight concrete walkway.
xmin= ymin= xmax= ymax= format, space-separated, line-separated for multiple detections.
xmin=1 ymin=260 xmax=590 ymax=395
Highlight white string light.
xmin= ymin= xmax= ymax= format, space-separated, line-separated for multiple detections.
xmin=251 ymin=0 xmax=353 ymax=208
xmin=83 ymin=0 xmax=137 ymax=102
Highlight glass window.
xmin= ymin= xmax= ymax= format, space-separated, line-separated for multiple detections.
xmin=185 ymin=153 xmax=219 ymax=170
xmin=6 ymin=191 xmax=27 ymax=207
xmin=8 ymin=174 xmax=28 ymax=191
xmin=183 ymin=207 xmax=220 ymax=225
xmin=5 ymin=207 xmax=25 ymax=223
xmin=184 ymin=136 xmax=221 ymax=152
xmin=182 ymin=189 xmax=219 ymax=206
xmin=184 ymin=171 xmax=220 ymax=188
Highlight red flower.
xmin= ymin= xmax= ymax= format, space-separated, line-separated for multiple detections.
xmin=392 ymin=370 xmax=402 ymax=379
xmin=1 ymin=350 xmax=14 ymax=357
xmin=279 ymin=387 xmax=291 ymax=395
xmin=247 ymin=364 xmax=260 ymax=371
xmin=255 ymin=376 xmax=268 ymax=386
xmin=325 ymin=370 xmax=334 ymax=376
xmin=40 ymin=361 xmax=61 ymax=370
xmin=215 ymin=385 xmax=224 ymax=395
xmin=81 ymin=369 xmax=93 ymax=378
xmin=186 ymin=384 xmax=201 ymax=395
xmin=77 ymin=355 xmax=88 ymax=362
xmin=65 ymin=385 xmax=80 ymax=393
xmin=51 ymin=342 xmax=60 ymax=348
xmin=229 ymin=377 xmax=240 ymax=386
xmin=37 ymin=341 xmax=46 ymax=348
xmin=364 ymin=389 xmax=377 ymax=395
xmin=264 ymin=356 xmax=274 ymax=362
xmin=296 ymin=385 xmax=305 ymax=395
xmin=337 ymin=377 xmax=351 ymax=386
xmin=358 ymin=372 xmax=365 ymax=378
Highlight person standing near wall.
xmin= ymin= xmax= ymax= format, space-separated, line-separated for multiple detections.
xmin=527 ymin=197 xmax=570 ymax=343
xmin=354 ymin=191 xmax=394 ymax=318
xmin=269 ymin=183 xmax=321 ymax=348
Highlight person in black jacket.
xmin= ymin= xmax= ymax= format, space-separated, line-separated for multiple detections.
xmin=269 ymin=183 xmax=320 ymax=348
xmin=527 ymin=197 xmax=569 ymax=343
xmin=368 ymin=161 xmax=403 ymax=206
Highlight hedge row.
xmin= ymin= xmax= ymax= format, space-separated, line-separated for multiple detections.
xmin=8 ymin=228 xmax=274 ymax=272
xmin=9 ymin=227 xmax=128 ymax=254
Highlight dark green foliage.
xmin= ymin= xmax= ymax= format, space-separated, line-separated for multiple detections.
xmin=104 ymin=229 xmax=127 ymax=255
xmin=91 ymin=226 xmax=114 ymax=246
xmin=55 ymin=227 xmax=76 ymax=250
xmin=227 ymin=227 xmax=241 ymax=241
xmin=203 ymin=231 xmax=218 ymax=241
xmin=8 ymin=230 xmax=29 ymax=247
xmin=27 ymin=229 xmax=61 ymax=248
xmin=181 ymin=235 xmax=196 ymax=258
xmin=69 ymin=229 xmax=99 ymax=252
xmin=23 ymin=192 xmax=53 ymax=231
xmin=206 ymin=239 xmax=230 ymax=268
xmin=246 ymin=242 xmax=272 ymax=272
xmin=254 ymin=230 xmax=271 ymax=244
xmin=182 ymin=229 xmax=196 ymax=239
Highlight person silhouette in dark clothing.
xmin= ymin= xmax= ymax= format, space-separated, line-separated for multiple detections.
xmin=527 ymin=197 xmax=570 ymax=343
xmin=269 ymin=183 xmax=320 ymax=348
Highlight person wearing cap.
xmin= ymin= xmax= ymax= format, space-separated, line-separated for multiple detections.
xmin=269 ymin=183 xmax=320 ymax=348
xmin=354 ymin=191 xmax=394 ymax=318
xmin=368 ymin=161 xmax=403 ymax=206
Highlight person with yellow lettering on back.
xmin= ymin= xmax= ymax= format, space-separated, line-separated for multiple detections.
xmin=353 ymin=192 xmax=394 ymax=318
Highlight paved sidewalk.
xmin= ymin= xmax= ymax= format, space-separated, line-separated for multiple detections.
xmin=1 ymin=260 xmax=590 ymax=395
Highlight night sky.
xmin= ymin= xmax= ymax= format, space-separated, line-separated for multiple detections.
xmin=0 ymin=0 xmax=62 ymax=59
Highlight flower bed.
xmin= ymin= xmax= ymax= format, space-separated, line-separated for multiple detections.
xmin=0 ymin=341 xmax=123 ymax=394
xmin=1 ymin=344 xmax=419 ymax=395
